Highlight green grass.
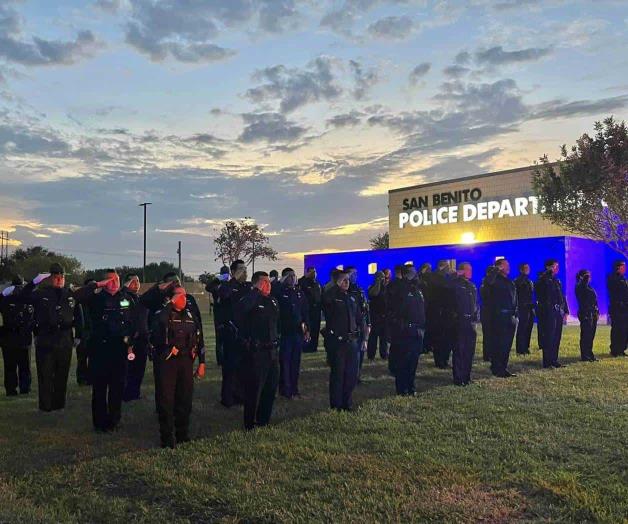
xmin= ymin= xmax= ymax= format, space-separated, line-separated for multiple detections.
xmin=0 ymin=303 xmax=626 ymax=523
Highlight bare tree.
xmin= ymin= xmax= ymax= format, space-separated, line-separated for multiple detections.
xmin=213 ymin=218 xmax=278 ymax=268
xmin=369 ymin=232 xmax=389 ymax=250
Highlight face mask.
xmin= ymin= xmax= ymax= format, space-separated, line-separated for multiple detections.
xmin=259 ymin=279 xmax=271 ymax=296
xmin=172 ymin=293 xmax=187 ymax=310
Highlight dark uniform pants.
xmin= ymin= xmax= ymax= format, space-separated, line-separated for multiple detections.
xmin=214 ymin=326 xmax=224 ymax=366
xmin=609 ymin=310 xmax=627 ymax=356
xmin=156 ymin=352 xmax=194 ymax=444
xmin=91 ymin=340 xmax=127 ymax=430
xmin=1 ymin=340 xmax=31 ymax=395
xmin=221 ymin=328 xmax=243 ymax=407
xmin=491 ymin=314 xmax=516 ymax=376
xmin=540 ymin=310 xmax=563 ymax=367
xmin=76 ymin=337 xmax=92 ymax=385
xmin=123 ymin=340 xmax=148 ymax=401
xmin=578 ymin=314 xmax=597 ymax=360
xmin=279 ymin=333 xmax=303 ymax=398
xmin=453 ymin=321 xmax=477 ymax=384
xmin=390 ymin=335 xmax=422 ymax=395
xmin=304 ymin=306 xmax=321 ymax=353
xmin=432 ymin=313 xmax=453 ymax=368
xmin=367 ymin=321 xmax=388 ymax=360
xmin=516 ymin=306 xmax=534 ymax=354
xmin=328 ymin=340 xmax=359 ymax=410
xmin=240 ymin=349 xmax=279 ymax=430
xmin=35 ymin=332 xmax=73 ymax=411
xmin=480 ymin=312 xmax=493 ymax=362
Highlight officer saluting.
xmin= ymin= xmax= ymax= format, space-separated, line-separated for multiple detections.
xmin=0 ymin=276 xmax=34 ymax=396
xmin=235 ymin=271 xmax=280 ymax=430
xmin=575 ymin=269 xmax=599 ymax=362
xmin=152 ymin=286 xmax=204 ymax=448
xmin=322 ymin=270 xmax=366 ymax=411
xmin=607 ymin=260 xmax=627 ymax=357
xmin=536 ymin=259 xmax=569 ymax=368
xmin=451 ymin=262 xmax=479 ymax=386
xmin=122 ymin=273 xmax=149 ymax=402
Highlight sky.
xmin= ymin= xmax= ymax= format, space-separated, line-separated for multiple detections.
xmin=0 ymin=0 xmax=627 ymax=277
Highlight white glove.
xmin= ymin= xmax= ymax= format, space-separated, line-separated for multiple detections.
xmin=33 ymin=273 xmax=51 ymax=285
xmin=73 ymin=338 xmax=81 ymax=348
xmin=2 ymin=286 xmax=15 ymax=297
xmin=218 ymin=273 xmax=229 ymax=282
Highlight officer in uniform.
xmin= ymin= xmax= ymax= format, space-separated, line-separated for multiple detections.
xmin=367 ymin=269 xmax=390 ymax=361
xmin=299 ymin=267 xmax=322 ymax=353
xmin=0 ymin=277 xmax=33 ymax=396
xmin=235 ymin=271 xmax=280 ymax=430
xmin=536 ymin=259 xmax=568 ymax=368
xmin=74 ymin=278 xmax=96 ymax=385
xmin=346 ymin=266 xmax=370 ymax=382
xmin=122 ymin=273 xmax=149 ymax=401
xmin=152 ymin=285 xmax=205 ymax=448
xmin=277 ymin=268 xmax=309 ymax=399
xmin=479 ymin=266 xmax=495 ymax=363
xmin=387 ymin=265 xmax=425 ymax=395
xmin=322 ymin=270 xmax=365 ymax=410
xmin=430 ymin=260 xmax=455 ymax=369
xmin=205 ymin=266 xmax=230 ymax=366
xmin=575 ymin=269 xmax=599 ymax=362
xmin=451 ymin=262 xmax=479 ymax=386
xmin=486 ymin=259 xmax=518 ymax=378
xmin=514 ymin=263 xmax=534 ymax=355
xmin=21 ymin=264 xmax=79 ymax=411
xmin=607 ymin=260 xmax=627 ymax=357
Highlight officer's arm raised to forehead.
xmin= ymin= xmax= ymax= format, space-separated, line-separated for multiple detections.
xmin=71 ymin=280 xmax=99 ymax=304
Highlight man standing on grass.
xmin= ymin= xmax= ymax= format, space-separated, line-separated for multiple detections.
xmin=514 ymin=263 xmax=535 ymax=355
xmin=122 ymin=273 xmax=149 ymax=401
xmin=367 ymin=269 xmax=390 ymax=361
xmin=299 ymin=267 xmax=322 ymax=353
xmin=536 ymin=259 xmax=568 ymax=369
xmin=451 ymin=262 xmax=479 ymax=386
xmin=346 ymin=266 xmax=370 ymax=383
xmin=607 ymin=260 xmax=627 ymax=357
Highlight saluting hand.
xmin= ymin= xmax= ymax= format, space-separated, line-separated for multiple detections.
xmin=33 ymin=273 xmax=51 ymax=285
xmin=96 ymin=277 xmax=114 ymax=288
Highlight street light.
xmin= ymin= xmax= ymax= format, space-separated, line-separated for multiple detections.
xmin=139 ymin=202 xmax=152 ymax=283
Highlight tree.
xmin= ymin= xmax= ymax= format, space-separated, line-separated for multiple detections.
xmin=213 ymin=218 xmax=278 ymax=268
xmin=369 ymin=232 xmax=389 ymax=250
xmin=0 ymin=246 xmax=84 ymax=285
xmin=533 ymin=117 xmax=628 ymax=258
xmin=82 ymin=262 xmax=181 ymax=284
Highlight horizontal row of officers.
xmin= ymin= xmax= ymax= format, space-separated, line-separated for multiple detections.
xmin=1 ymin=258 xmax=626 ymax=448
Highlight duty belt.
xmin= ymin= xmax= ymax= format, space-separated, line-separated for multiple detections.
xmin=250 ymin=340 xmax=279 ymax=352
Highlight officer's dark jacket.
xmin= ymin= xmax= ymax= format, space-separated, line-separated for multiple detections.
xmin=298 ymin=276 xmax=322 ymax=307
xmin=387 ymin=279 xmax=425 ymax=341
xmin=536 ymin=271 xmax=569 ymax=315
xmin=575 ymin=282 xmax=598 ymax=318
xmin=0 ymin=287 xmax=34 ymax=346
xmin=428 ymin=270 xmax=455 ymax=317
xmin=121 ymin=287 xmax=148 ymax=344
xmin=234 ymin=289 xmax=279 ymax=347
xmin=367 ymin=280 xmax=388 ymax=325
xmin=73 ymin=285 xmax=134 ymax=343
xmin=479 ymin=275 xmax=493 ymax=322
xmin=277 ymin=284 xmax=309 ymax=336
xmin=206 ymin=278 xmax=226 ymax=327
xmin=607 ymin=272 xmax=628 ymax=314
xmin=514 ymin=274 xmax=534 ymax=308
xmin=348 ymin=283 xmax=370 ymax=333
xmin=322 ymin=285 xmax=364 ymax=341
xmin=151 ymin=304 xmax=201 ymax=360
xmin=486 ymin=272 xmax=518 ymax=318
xmin=451 ymin=276 xmax=479 ymax=324
xmin=217 ymin=278 xmax=252 ymax=325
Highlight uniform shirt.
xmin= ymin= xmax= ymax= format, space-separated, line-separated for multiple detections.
xmin=429 ymin=270 xmax=456 ymax=318
xmin=277 ymin=284 xmax=309 ymax=335
xmin=451 ymin=275 xmax=479 ymax=323
xmin=20 ymin=282 xmax=78 ymax=338
xmin=487 ymin=272 xmax=518 ymax=317
xmin=0 ymin=287 xmax=34 ymax=346
xmin=217 ymin=278 xmax=252 ymax=324
xmin=73 ymin=285 xmax=134 ymax=342
xmin=121 ymin=287 xmax=148 ymax=344
xmin=152 ymin=304 xmax=202 ymax=361
xmin=322 ymin=285 xmax=364 ymax=339
xmin=206 ymin=278 xmax=227 ymax=327
xmin=536 ymin=271 xmax=569 ymax=315
xmin=367 ymin=280 xmax=388 ymax=325
xmin=387 ymin=278 xmax=425 ymax=341
xmin=575 ymin=282 xmax=598 ymax=318
xmin=479 ymin=275 xmax=493 ymax=322
xmin=607 ymin=272 xmax=628 ymax=314
xmin=514 ymin=274 xmax=534 ymax=308
xmin=348 ymin=283 xmax=370 ymax=333
xmin=235 ymin=290 xmax=279 ymax=346
xmin=299 ymin=276 xmax=322 ymax=309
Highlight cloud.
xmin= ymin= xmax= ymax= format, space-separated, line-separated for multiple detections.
xmin=475 ymin=45 xmax=552 ymax=66
xmin=443 ymin=65 xmax=470 ymax=78
xmin=454 ymin=51 xmax=471 ymax=65
xmin=326 ymin=110 xmax=363 ymax=128
xmin=367 ymin=15 xmax=416 ymax=40
xmin=0 ymin=3 xmax=100 ymax=66
xmin=530 ymin=95 xmax=628 ymax=120
xmin=305 ymin=216 xmax=388 ymax=236
xmin=409 ymin=62 xmax=431 ymax=85
xmin=94 ymin=0 xmax=122 ymax=12
xmin=349 ymin=60 xmax=378 ymax=100
xmin=238 ymin=112 xmax=308 ymax=143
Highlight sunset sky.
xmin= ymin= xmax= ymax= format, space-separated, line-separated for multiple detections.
xmin=1 ymin=0 xmax=627 ymax=276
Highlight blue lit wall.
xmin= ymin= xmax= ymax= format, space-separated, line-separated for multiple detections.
xmin=304 ymin=236 xmax=621 ymax=320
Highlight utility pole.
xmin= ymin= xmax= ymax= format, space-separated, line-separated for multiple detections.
xmin=177 ymin=241 xmax=182 ymax=282
xmin=139 ymin=203 xmax=152 ymax=283
xmin=0 ymin=230 xmax=9 ymax=265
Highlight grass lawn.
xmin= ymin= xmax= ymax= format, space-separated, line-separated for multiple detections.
xmin=0 ymin=302 xmax=626 ymax=523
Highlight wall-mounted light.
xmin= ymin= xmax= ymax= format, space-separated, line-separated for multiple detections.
xmin=368 ymin=263 xmax=378 ymax=274
xmin=460 ymin=232 xmax=476 ymax=244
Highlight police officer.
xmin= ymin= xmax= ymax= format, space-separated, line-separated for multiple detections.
xmin=269 ymin=270 xmax=281 ymax=297
xmin=575 ymin=269 xmax=599 ymax=362
xmin=346 ymin=266 xmax=370 ymax=382
xmin=514 ymin=263 xmax=534 ymax=355
xmin=235 ymin=271 xmax=280 ymax=430
xmin=487 ymin=259 xmax=518 ymax=378
xmin=367 ymin=269 xmax=390 ymax=361
xmin=479 ymin=266 xmax=495 ymax=363
xmin=75 ymin=278 xmax=96 ymax=385
xmin=21 ymin=264 xmax=79 ymax=412
xmin=277 ymin=268 xmax=309 ymax=399
xmin=299 ymin=266 xmax=322 ymax=353
xmin=387 ymin=265 xmax=425 ymax=395
xmin=205 ymin=266 xmax=230 ymax=366
xmin=607 ymin=260 xmax=627 ymax=357
xmin=215 ymin=260 xmax=250 ymax=407
xmin=122 ymin=273 xmax=149 ymax=401
xmin=430 ymin=260 xmax=455 ymax=369
xmin=322 ymin=270 xmax=365 ymax=410
xmin=0 ymin=276 xmax=33 ymax=396
xmin=451 ymin=262 xmax=479 ymax=386
xmin=152 ymin=285 xmax=205 ymax=448
xmin=536 ymin=259 xmax=569 ymax=368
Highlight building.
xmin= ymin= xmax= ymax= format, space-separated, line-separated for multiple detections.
xmin=304 ymin=165 xmax=621 ymax=320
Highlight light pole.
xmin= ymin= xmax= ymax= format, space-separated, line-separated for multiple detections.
xmin=139 ymin=202 xmax=152 ymax=283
